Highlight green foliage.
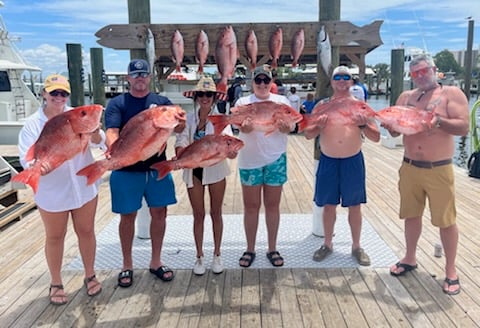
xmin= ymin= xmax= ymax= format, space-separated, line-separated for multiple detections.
xmin=434 ymin=50 xmax=463 ymax=76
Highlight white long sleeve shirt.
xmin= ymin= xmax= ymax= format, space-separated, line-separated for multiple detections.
xmin=18 ymin=106 xmax=105 ymax=212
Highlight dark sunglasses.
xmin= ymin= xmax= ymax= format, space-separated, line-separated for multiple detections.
xmin=196 ymin=91 xmax=214 ymax=98
xmin=332 ymin=74 xmax=352 ymax=81
xmin=129 ymin=72 xmax=150 ymax=79
xmin=254 ymin=76 xmax=272 ymax=85
xmin=49 ymin=90 xmax=70 ymax=97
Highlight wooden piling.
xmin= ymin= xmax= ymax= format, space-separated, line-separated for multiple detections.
xmin=314 ymin=0 xmax=340 ymax=160
xmin=66 ymin=43 xmax=84 ymax=107
xmin=90 ymin=47 xmax=106 ymax=107
xmin=390 ymin=48 xmax=404 ymax=106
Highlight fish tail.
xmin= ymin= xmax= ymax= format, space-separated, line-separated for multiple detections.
xmin=150 ymin=162 xmax=174 ymax=180
xmin=76 ymin=161 xmax=106 ymax=185
xmin=11 ymin=167 xmax=40 ymax=194
xmin=208 ymin=115 xmax=229 ymax=135
xmin=216 ymin=81 xmax=227 ymax=94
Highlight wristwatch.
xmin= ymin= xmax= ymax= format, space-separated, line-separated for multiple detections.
xmin=435 ymin=115 xmax=441 ymax=128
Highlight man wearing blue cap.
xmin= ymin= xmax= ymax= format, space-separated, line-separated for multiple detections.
xmin=104 ymin=59 xmax=185 ymax=287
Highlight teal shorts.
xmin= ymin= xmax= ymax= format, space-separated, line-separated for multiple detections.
xmin=239 ymin=153 xmax=287 ymax=186
xmin=110 ymin=170 xmax=177 ymax=214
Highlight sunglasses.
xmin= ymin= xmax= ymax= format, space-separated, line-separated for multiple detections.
xmin=129 ymin=72 xmax=150 ymax=78
xmin=410 ymin=66 xmax=432 ymax=79
xmin=196 ymin=91 xmax=214 ymax=98
xmin=254 ymin=76 xmax=272 ymax=85
xmin=332 ymin=74 xmax=352 ymax=81
xmin=49 ymin=90 xmax=70 ymax=97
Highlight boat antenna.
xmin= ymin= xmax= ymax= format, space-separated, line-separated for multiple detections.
xmin=412 ymin=9 xmax=429 ymax=53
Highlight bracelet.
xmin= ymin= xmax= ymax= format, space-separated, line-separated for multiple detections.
xmin=358 ymin=125 xmax=367 ymax=129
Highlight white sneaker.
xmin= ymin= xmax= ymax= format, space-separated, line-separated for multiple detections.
xmin=211 ymin=255 xmax=224 ymax=274
xmin=193 ymin=256 xmax=206 ymax=275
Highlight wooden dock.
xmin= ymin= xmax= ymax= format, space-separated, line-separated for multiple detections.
xmin=1 ymin=135 xmax=480 ymax=327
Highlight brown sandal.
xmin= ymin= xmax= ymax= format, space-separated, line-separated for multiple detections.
xmin=49 ymin=284 xmax=68 ymax=306
xmin=84 ymin=275 xmax=102 ymax=297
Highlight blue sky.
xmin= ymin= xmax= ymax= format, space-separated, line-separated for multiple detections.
xmin=2 ymin=0 xmax=479 ymax=78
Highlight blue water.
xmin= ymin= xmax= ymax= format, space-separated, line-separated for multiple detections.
xmin=367 ymin=96 xmax=479 ymax=168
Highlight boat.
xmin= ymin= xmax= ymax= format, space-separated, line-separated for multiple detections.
xmin=0 ymin=1 xmax=42 ymax=145
xmin=0 ymin=1 xmax=39 ymax=225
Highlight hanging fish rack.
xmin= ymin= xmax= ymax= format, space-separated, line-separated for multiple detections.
xmin=96 ymin=20 xmax=383 ymax=72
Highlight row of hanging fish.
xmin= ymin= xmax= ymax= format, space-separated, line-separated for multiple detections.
xmin=157 ymin=25 xmax=331 ymax=85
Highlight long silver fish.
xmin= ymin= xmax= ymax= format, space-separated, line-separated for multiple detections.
xmin=317 ymin=25 xmax=331 ymax=76
xmin=146 ymin=28 xmax=155 ymax=75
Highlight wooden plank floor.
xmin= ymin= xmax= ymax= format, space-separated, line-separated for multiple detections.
xmin=1 ymin=135 xmax=480 ymax=327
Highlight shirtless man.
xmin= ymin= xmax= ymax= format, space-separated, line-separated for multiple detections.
xmin=304 ymin=66 xmax=380 ymax=266
xmin=384 ymin=55 xmax=469 ymax=295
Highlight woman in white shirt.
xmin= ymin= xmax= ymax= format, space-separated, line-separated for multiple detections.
xmin=176 ymin=76 xmax=238 ymax=275
xmin=17 ymin=74 xmax=105 ymax=305
xmin=235 ymin=66 xmax=294 ymax=268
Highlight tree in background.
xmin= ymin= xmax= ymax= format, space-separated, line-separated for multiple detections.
xmin=373 ymin=63 xmax=389 ymax=99
xmin=434 ymin=50 xmax=463 ymax=76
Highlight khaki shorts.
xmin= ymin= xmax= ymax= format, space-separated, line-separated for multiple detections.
xmin=398 ymin=162 xmax=456 ymax=228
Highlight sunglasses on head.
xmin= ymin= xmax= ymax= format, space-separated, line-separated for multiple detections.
xmin=410 ymin=66 xmax=432 ymax=79
xmin=332 ymin=74 xmax=352 ymax=81
xmin=49 ymin=90 xmax=70 ymax=97
xmin=254 ymin=76 xmax=272 ymax=85
xmin=129 ymin=72 xmax=150 ymax=79
xmin=196 ymin=91 xmax=214 ymax=98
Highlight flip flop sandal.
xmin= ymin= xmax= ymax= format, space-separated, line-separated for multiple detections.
xmin=390 ymin=262 xmax=418 ymax=276
xmin=443 ymin=277 xmax=461 ymax=295
xmin=118 ymin=269 xmax=134 ymax=288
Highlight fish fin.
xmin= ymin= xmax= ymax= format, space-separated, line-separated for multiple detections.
xmin=76 ymin=161 xmax=106 ymax=186
xmin=11 ymin=167 xmax=40 ymax=193
xmin=157 ymin=142 xmax=167 ymax=156
xmin=150 ymin=161 xmax=174 ymax=180
xmin=297 ymin=115 xmax=309 ymax=132
xmin=25 ymin=145 xmax=35 ymax=162
xmin=176 ymin=65 xmax=181 ymax=72
xmin=216 ymin=81 xmax=227 ymax=94
xmin=198 ymin=65 xmax=203 ymax=74
xmin=208 ymin=115 xmax=229 ymax=135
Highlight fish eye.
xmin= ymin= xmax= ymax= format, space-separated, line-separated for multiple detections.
xmin=81 ymin=110 xmax=87 ymax=116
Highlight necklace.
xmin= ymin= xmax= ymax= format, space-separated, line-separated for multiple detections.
xmin=416 ymin=84 xmax=440 ymax=101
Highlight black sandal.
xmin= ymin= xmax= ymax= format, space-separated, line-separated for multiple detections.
xmin=267 ymin=251 xmax=284 ymax=267
xmin=49 ymin=284 xmax=67 ymax=306
xmin=443 ymin=277 xmax=461 ymax=295
xmin=239 ymin=251 xmax=256 ymax=267
xmin=118 ymin=269 xmax=133 ymax=288
xmin=84 ymin=274 xmax=102 ymax=296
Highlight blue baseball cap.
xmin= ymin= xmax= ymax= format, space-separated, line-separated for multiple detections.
xmin=128 ymin=59 xmax=150 ymax=75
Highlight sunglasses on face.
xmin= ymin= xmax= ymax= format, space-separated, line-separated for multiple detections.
xmin=129 ymin=72 xmax=150 ymax=79
xmin=254 ymin=76 xmax=272 ymax=85
xmin=332 ymin=74 xmax=352 ymax=81
xmin=49 ymin=90 xmax=70 ymax=97
xmin=196 ymin=91 xmax=214 ymax=98
xmin=410 ymin=66 xmax=432 ymax=79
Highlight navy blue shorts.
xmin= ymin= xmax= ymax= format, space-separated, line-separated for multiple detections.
xmin=314 ymin=151 xmax=366 ymax=207
xmin=110 ymin=170 xmax=177 ymax=214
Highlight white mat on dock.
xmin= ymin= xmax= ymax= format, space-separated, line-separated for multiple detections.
xmin=67 ymin=213 xmax=397 ymax=270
